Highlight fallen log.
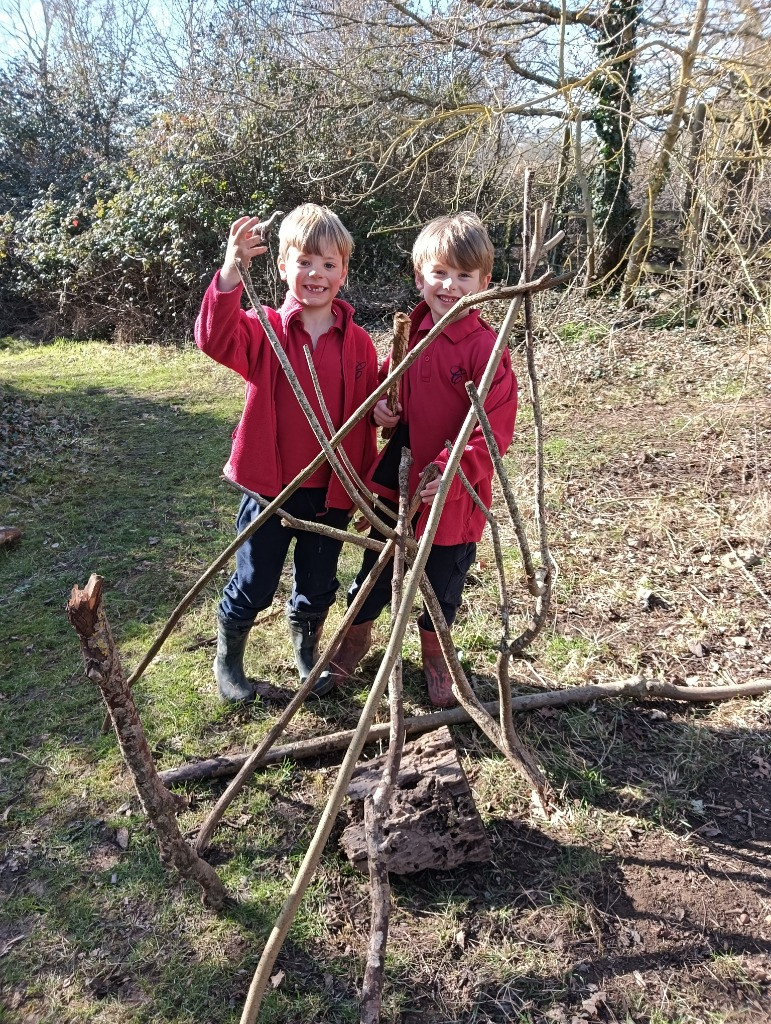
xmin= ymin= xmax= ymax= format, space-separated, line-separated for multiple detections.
xmin=158 ymin=675 xmax=771 ymax=788
xmin=340 ymin=727 xmax=492 ymax=875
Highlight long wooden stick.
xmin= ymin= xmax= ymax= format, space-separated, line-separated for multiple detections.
xmin=360 ymin=450 xmax=410 ymax=1024
xmin=520 ymin=184 xmax=558 ymax=657
xmin=235 ymin=259 xmax=395 ymax=541
xmin=195 ymin=536 xmax=397 ymax=854
xmin=303 ymin=347 xmax=396 ymax=523
xmin=194 ymin=467 xmax=439 ymax=854
xmin=158 ymin=677 xmax=771 ymax=787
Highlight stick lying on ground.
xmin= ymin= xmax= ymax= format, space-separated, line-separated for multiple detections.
xmin=158 ymin=677 xmax=771 ymax=788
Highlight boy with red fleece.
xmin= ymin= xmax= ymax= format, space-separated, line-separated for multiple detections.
xmin=196 ymin=205 xmax=378 ymax=702
xmin=332 ymin=211 xmax=517 ymax=707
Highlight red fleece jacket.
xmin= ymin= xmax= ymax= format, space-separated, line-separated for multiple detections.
xmin=195 ymin=273 xmax=378 ymax=511
xmin=367 ymin=301 xmax=517 ymax=544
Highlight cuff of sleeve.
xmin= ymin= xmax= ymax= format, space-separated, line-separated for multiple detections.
xmin=213 ymin=269 xmax=243 ymax=297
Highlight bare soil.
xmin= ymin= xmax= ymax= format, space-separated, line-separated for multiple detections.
xmin=1 ymin=320 xmax=769 ymax=1024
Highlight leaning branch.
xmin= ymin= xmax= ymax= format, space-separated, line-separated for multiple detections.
xmin=360 ymin=450 xmax=411 ymax=1024
xmin=66 ymin=575 xmax=228 ymax=911
xmin=195 ymin=467 xmax=439 ymax=855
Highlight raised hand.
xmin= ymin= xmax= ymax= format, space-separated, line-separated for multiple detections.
xmin=219 ymin=216 xmax=270 ymax=291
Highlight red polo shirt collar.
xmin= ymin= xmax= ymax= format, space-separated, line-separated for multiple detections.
xmin=279 ymin=293 xmax=348 ymax=332
xmin=417 ymin=306 xmax=483 ymax=343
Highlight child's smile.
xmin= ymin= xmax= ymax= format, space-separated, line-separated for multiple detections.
xmin=415 ymin=260 xmax=491 ymax=323
xmin=279 ymin=246 xmax=348 ymax=310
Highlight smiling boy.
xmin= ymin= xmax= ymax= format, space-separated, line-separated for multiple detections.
xmin=195 ymin=205 xmax=378 ymax=701
xmin=330 ymin=211 xmax=518 ymax=707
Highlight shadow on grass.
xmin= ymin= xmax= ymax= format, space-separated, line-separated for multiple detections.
xmin=3 ymin=367 xmax=770 ymax=1023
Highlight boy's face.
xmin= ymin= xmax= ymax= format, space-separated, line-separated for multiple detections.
xmin=278 ymin=246 xmax=348 ymax=312
xmin=415 ymin=259 xmax=491 ymax=324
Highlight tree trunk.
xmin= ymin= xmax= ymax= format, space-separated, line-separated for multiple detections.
xmin=620 ymin=0 xmax=710 ymax=305
xmin=590 ymin=0 xmax=639 ymax=283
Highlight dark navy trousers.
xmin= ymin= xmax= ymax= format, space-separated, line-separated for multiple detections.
xmin=347 ymin=500 xmax=476 ymax=631
xmin=219 ymin=489 xmax=350 ymax=625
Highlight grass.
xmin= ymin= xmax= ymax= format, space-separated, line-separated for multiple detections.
xmin=2 ymin=331 xmax=770 ymax=1024
xmin=554 ymin=322 xmax=608 ymax=345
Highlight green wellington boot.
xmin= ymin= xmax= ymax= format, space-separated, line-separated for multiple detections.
xmin=213 ymin=613 xmax=257 ymax=702
xmin=285 ymin=605 xmax=334 ymax=697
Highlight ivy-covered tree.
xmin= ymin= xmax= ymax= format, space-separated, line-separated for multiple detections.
xmin=590 ymin=0 xmax=640 ymax=282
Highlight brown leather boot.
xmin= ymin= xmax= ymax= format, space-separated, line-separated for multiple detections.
xmin=329 ymin=621 xmax=373 ymax=687
xmin=419 ymin=618 xmax=457 ymax=708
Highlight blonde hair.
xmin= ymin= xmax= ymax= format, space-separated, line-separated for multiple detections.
xmin=412 ymin=212 xmax=494 ymax=279
xmin=278 ymin=204 xmax=354 ymax=264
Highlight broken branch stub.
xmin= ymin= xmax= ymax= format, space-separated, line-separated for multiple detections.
xmin=382 ymin=311 xmax=411 ymax=441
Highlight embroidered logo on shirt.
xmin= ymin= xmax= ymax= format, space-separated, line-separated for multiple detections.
xmin=450 ymin=365 xmax=466 ymax=385
xmin=355 ymin=361 xmax=365 ymax=379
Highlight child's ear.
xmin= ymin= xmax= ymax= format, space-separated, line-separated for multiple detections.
xmin=414 ymin=270 xmax=425 ymax=290
xmin=277 ymin=256 xmax=287 ymax=281
xmin=340 ymin=263 xmax=348 ymax=287
xmin=481 ymin=272 xmax=492 ymax=290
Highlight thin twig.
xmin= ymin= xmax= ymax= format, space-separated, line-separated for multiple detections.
xmin=466 ymin=385 xmax=537 ymax=593
xmin=225 ymin=478 xmax=383 ymax=553
xmin=446 ymin=441 xmax=509 ymax=635
xmin=236 ymin=260 xmax=396 ymax=540
xmin=418 ymin=575 xmax=553 ymax=812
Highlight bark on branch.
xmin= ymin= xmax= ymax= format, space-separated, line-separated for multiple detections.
xmin=158 ymin=677 xmax=771 ymax=788
xmin=360 ymin=449 xmax=410 ymax=1024
xmin=66 ymin=575 xmax=228 ymax=911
